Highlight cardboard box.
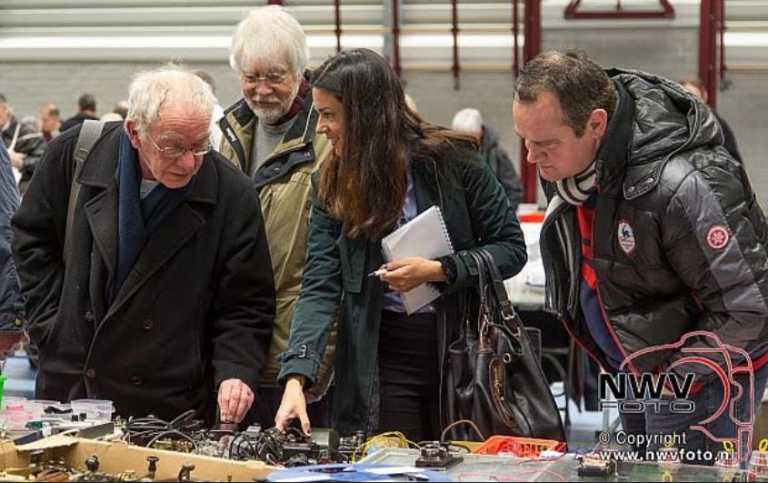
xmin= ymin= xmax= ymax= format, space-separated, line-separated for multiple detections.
xmin=0 ymin=434 xmax=278 ymax=481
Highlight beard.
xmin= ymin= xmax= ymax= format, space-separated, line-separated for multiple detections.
xmin=245 ymin=80 xmax=301 ymax=125
xmin=249 ymin=102 xmax=288 ymax=124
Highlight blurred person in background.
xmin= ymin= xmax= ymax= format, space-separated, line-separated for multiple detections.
xmin=194 ymin=70 xmax=225 ymax=150
xmin=1 ymin=96 xmax=45 ymax=195
xmin=12 ymin=117 xmax=45 ymax=195
xmin=39 ymin=104 xmax=62 ymax=143
xmin=452 ymin=108 xmax=523 ymax=211
xmin=112 ymin=100 xmax=129 ymax=120
xmin=679 ymin=78 xmax=742 ymax=164
xmin=60 ymin=93 xmax=99 ymax=132
xmin=0 ymin=143 xmax=24 ymax=331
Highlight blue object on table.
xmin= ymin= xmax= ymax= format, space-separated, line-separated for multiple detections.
xmin=266 ymin=463 xmax=452 ymax=482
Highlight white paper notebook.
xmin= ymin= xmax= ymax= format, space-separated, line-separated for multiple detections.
xmin=381 ymin=205 xmax=455 ymax=314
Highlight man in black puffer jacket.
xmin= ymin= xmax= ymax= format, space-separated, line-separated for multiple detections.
xmin=513 ymin=51 xmax=768 ymax=465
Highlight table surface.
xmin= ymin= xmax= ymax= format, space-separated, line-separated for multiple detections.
xmin=504 ymin=222 xmax=546 ymax=309
xmin=360 ymin=448 xmax=742 ymax=482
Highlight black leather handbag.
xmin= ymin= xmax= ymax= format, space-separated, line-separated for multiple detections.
xmin=444 ymin=248 xmax=566 ymax=442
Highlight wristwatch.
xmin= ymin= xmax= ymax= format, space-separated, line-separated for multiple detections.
xmin=438 ymin=256 xmax=457 ymax=284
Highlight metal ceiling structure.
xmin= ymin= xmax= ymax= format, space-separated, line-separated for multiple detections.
xmin=564 ymin=0 xmax=675 ymax=19
xmin=0 ymin=0 xmax=758 ymax=202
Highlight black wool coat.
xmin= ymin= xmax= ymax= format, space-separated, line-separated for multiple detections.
xmin=12 ymin=123 xmax=276 ymax=421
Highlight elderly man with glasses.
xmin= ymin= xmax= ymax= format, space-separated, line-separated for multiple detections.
xmin=218 ymin=6 xmax=335 ymax=429
xmin=12 ymin=66 xmax=276 ymax=424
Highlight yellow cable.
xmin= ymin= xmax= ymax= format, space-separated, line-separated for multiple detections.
xmin=352 ymin=432 xmax=422 ymax=462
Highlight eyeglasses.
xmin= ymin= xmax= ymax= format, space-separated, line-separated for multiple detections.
xmin=240 ymin=70 xmax=290 ymax=86
xmin=146 ymin=132 xmax=211 ymax=160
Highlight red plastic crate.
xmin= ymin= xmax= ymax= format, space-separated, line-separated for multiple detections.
xmin=518 ymin=212 xmax=545 ymax=223
xmin=472 ymin=435 xmax=566 ymax=458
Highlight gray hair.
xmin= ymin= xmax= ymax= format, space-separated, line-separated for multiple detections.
xmin=126 ymin=65 xmax=215 ymax=133
xmin=452 ymin=108 xmax=484 ymax=135
xmin=229 ymin=6 xmax=309 ymax=76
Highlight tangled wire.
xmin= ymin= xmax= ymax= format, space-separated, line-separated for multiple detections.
xmin=122 ymin=409 xmax=204 ymax=450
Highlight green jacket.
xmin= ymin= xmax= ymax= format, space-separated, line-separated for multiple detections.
xmin=278 ymin=147 xmax=528 ymax=435
xmin=219 ymin=92 xmax=335 ymax=396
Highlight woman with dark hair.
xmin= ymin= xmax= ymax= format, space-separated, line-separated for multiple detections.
xmin=275 ymin=48 xmax=526 ymax=440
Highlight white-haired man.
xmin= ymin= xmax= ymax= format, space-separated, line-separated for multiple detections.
xmin=12 ymin=67 xmax=276 ymax=424
xmin=452 ymin=108 xmax=523 ymax=211
xmin=218 ymin=5 xmax=335 ymax=428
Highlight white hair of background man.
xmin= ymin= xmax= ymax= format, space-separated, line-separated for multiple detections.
xmin=229 ymin=5 xmax=309 ymax=76
xmin=451 ymin=108 xmax=484 ymax=137
xmin=126 ymin=65 xmax=215 ymax=133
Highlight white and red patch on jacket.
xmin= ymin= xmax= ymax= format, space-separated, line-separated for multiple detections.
xmin=618 ymin=220 xmax=636 ymax=255
xmin=706 ymin=225 xmax=730 ymax=250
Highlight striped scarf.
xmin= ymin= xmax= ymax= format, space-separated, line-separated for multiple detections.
xmin=554 ymin=161 xmax=597 ymax=206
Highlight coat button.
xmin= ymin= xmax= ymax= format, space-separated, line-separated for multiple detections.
xmin=131 ymin=376 xmax=143 ymax=386
xmin=142 ymin=319 xmax=154 ymax=330
xmin=85 ymin=369 xmax=96 ymax=379
xmin=85 ymin=311 xmax=94 ymax=322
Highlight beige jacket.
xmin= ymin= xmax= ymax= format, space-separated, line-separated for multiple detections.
xmin=218 ymin=93 xmax=336 ymax=397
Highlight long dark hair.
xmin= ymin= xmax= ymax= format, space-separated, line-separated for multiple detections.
xmin=312 ymin=48 xmax=475 ymax=240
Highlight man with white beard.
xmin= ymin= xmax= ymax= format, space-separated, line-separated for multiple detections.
xmin=218 ymin=5 xmax=336 ymax=429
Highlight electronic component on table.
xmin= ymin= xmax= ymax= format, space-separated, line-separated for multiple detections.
xmin=576 ymin=452 xmax=617 ymax=478
xmin=414 ymin=442 xmax=463 ymax=469
xmin=751 ymin=450 xmax=768 ymax=480
xmin=337 ymin=431 xmax=366 ymax=461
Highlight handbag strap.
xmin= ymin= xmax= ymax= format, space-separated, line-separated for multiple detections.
xmin=467 ymin=249 xmax=494 ymax=338
xmin=475 ymin=248 xmax=520 ymax=328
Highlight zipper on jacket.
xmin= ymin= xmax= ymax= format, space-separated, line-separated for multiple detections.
xmin=430 ymin=158 xmax=446 ymax=212
xmin=490 ymin=358 xmax=523 ymax=431
xmin=556 ymin=216 xmax=580 ymax=318
xmin=541 ymin=200 xmax=607 ymax=368
xmin=595 ymin=282 xmax=637 ymax=375
xmin=540 ymin=200 xmax=576 ymax=320
xmin=219 ymin=117 xmax=247 ymax=170
xmin=587 ymin=194 xmax=636 ymax=375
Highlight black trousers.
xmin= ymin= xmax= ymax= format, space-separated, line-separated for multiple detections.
xmin=377 ymin=310 xmax=440 ymax=442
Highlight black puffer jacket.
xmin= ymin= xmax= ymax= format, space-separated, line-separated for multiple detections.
xmin=540 ymin=69 xmax=768 ymax=381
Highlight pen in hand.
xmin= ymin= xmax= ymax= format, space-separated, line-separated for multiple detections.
xmin=367 ymin=267 xmax=389 ymax=278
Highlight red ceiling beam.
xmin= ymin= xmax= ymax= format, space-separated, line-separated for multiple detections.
xmin=451 ymin=0 xmax=460 ymax=90
xmin=564 ymin=0 xmax=674 ymax=20
xmin=512 ymin=0 xmax=520 ymax=76
xmin=334 ymin=0 xmax=342 ymax=53
xmin=719 ymin=0 xmax=727 ymax=88
xmin=699 ymin=0 xmax=723 ymax=109
xmin=519 ymin=0 xmax=541 ymax=204
xmin=392 ymin=0 xmax=402 ymax=76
